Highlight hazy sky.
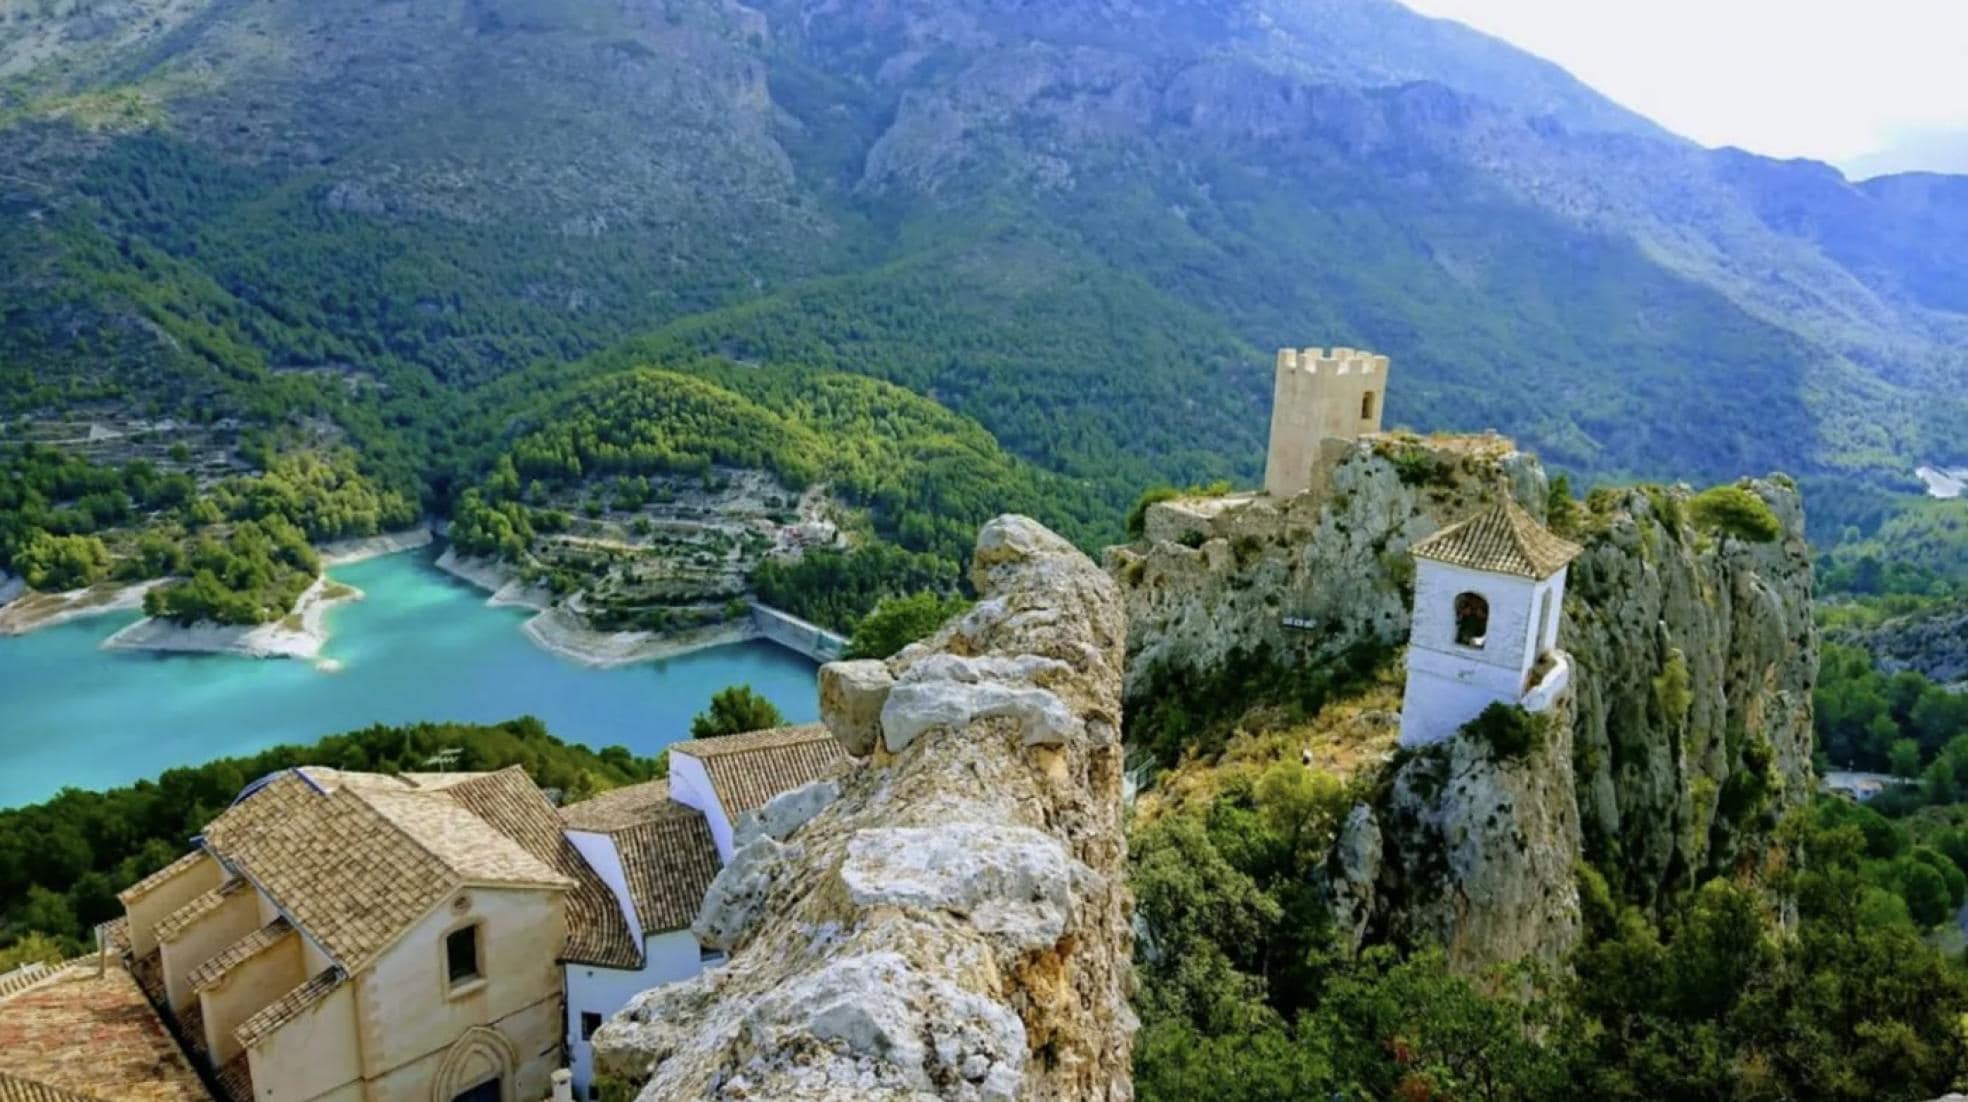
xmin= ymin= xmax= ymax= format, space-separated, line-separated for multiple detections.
xmin=1401 ymin=0 xmax=1968 ymax=172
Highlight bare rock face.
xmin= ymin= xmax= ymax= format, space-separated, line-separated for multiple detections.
xmin=1371 ymin=680 xmax=1586 ymax=971
xmin=594 ymin=515 xmax=1134 ymax=1101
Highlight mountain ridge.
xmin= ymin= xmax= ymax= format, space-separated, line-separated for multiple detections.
xmin=1 ymin=0 xmax=1963 ymax=536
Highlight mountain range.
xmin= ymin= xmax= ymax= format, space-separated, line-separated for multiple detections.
xmin=3 ymin=0 xmax=1965 ymax=537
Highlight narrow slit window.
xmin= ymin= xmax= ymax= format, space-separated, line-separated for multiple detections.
xmin=1361 ymin=391 xmax=1377 ymax=420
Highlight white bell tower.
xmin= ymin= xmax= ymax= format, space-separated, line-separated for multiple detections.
xmin=1398 ymin=498 xmax=1582 ymax=748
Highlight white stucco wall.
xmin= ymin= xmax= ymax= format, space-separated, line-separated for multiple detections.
xmin=1409 ymin=560 xmax=1540 ymax=677
xmin=1400 ymin=560 xmax=1572 ymax=748
xmin=565 ymin=832 xmax=643 ymax=945
xmin=200 ymin=927 xmax=304 ymax=1066
xmin=159 ymin=885 xmax=260 ymax=1012
xmin=666 ymin=754 xmax=735 ymax=862
xmin=564 ymin=930 xmax=706 ymax=1096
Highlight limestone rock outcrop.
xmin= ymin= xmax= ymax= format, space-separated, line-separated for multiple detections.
xmin=1113 ymin=439 xmax=1817 ymax=971
xmin=594 ymin=515 xmax=1133 ymax=1101
xmin=1107 ymin=434 xmax=1546 ymax=698
xmin=1371 ymin=680 xmax=1585 ymax=970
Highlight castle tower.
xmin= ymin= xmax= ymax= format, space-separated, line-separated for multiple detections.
xmin=1398 ymin=498 xmax=1582 ymax=748
xmin=1263 ymin=346 xmax=1391 ymax=499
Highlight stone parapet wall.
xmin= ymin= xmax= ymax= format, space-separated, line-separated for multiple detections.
xmin=595 ymin=516 xmax=1134 ymax=1101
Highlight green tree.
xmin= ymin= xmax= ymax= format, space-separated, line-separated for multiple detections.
xmin=1888 ymin=737 xmax=1923 ymax=778
xmin=689 ymin=685 xmax=784 ymax=739
xmin=846 ymin=592 xmax=972 ymax=660
xmin=13 ymin=531 xmax=111 ymax=591
xmin=1687 ymin=484 xmax=1781 ymax=542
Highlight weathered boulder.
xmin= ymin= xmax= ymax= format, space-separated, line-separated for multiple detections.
xmin=734 ymin=778 xmax=842 ymax=850
xmin=818 ymin=660 xmax=894 ymax=755
xmin=596 ymin=515 xmax=1134 ymax=1100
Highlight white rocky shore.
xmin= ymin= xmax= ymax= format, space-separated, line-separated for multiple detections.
xmin=433 ymin=547 xmax=761 ymax=667
xmin=0 ymin=577 xmax=166 ymax=636
xmin=101 ymin=575 xmax=362 ymax=662
xmin=0 ymin=526 xmax=428 ymax=662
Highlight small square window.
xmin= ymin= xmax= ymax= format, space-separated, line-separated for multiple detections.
xmin=446 ymin=925 xmax=481 ymax=987
xmin=580 ymin=1011 xmax=603 ymax=1041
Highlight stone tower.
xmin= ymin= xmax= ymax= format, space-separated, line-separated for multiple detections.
xmin=1263 ymin=346 xmax=1390 ymax=499
xmin=1398 ymin=499 xmax=1582 ymax=748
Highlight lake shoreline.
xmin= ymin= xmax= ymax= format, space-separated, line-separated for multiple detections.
xmin=101 ymin=576 xmax=364 ymax=662
xmin=0 ymin=549 xmax=821 ymax=809
xmin=320 ymin=525 xmax=436 ymax=566
xmin=432 ymin=547 xmax=763 ymax=668
xmin=0 ymin=578 xmax=166 ymax=637
xmin=0 ymin=526 xmax=429 ymax=647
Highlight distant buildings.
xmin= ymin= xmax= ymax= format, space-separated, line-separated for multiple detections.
xmin=3 ymin=726 xmax=844 ymax=1102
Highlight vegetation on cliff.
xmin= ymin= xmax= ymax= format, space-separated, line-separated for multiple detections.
xmin=1131 ymin=688 xmax=1968 ymax=1101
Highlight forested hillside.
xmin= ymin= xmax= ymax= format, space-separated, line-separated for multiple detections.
xmin=3 ymin=0 xmax=1965 ymax=570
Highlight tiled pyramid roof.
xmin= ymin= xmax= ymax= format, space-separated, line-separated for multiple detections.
xmin=1409 ymin=498 xmax=1581 ymax=580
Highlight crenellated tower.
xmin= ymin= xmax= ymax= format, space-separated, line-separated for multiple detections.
xmin=1263 ymin=346 xmax=1391 ymax=498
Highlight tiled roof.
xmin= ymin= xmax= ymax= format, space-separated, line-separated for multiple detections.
xmin=558 ymin=780 xmax=673 ymax=832
xmin=438 ymin=770 xmax=640 ymax=969
xmin=0 ymin=1073 xmax=100 ymax=1102
xmin=613 ymin=808 xmax=722 ymax=934
xmin=235 ymin=969 xmax=342 ymax=1050
xmin=187 ymin=919 xmax=294 ymax=994
xmin=671 ymin=725 xmax=847 ymax=817
xmin=198 ymin=769 xmax=576 ymax=974
xmin=1409 ymin=498 xmax=1582 ymax=580
xmin=116 ymin=852 xmax=208 ymax=906
xmin=0 ymin=965 xmax=210 ymax=1102
xmin=153 ymin=879 xmax=247 ymax=945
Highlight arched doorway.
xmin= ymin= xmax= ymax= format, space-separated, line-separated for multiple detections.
xmin=1454 ymin=592 xmax=1489 ymax=648
xmin=432 ymin=1026 xmax=516 ymax=1102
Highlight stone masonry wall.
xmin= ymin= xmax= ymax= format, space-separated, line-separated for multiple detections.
xmin=593 ymin=516 xmax=1134 ymax=1101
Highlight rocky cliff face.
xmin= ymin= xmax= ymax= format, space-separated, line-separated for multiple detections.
xmin=593 ymin=515 xmax=1134 ymax=1101
xmin=1112 ymin=438 xmax=1817 ymax=969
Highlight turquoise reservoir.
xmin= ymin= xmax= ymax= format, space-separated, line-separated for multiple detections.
xmin=0 ymin=549 xmax=819 ymax=808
